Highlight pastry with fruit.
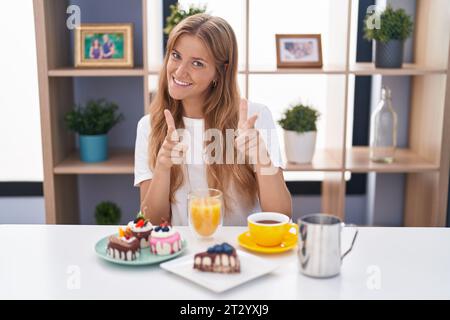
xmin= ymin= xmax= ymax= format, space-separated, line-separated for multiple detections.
xmin=127 ymin=214 xmax=153 ymax=248
xmin=193 ymin=243 xmax=240 ymax=273
xmin=107 ymin=227 xmax=140 ymax=261
xmin=149 ymin=220 xmax=182 ymax=255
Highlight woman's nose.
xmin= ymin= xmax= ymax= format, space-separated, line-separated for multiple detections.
xmin=174 ymin=63 xmax=189 ymax=78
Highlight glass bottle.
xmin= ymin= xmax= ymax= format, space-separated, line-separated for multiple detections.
xmin=369 ymin=86 xmax=398 ymax=163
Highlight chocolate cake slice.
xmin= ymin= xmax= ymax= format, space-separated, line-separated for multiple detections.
xmin=107 ymin=229 xmax=140 ymax=261
xmin=193 ymin=243 xmax=240 ymax=273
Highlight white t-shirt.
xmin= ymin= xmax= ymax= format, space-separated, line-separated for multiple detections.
xmin=134 ymin=101 xmax=282 ymax=226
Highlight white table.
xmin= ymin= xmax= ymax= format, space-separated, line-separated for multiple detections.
xmin=0 ymin=225 xmax=449 ymax=299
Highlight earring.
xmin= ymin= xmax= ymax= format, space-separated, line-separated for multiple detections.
xmin=212 ymin=80 xmax=217 ymax=88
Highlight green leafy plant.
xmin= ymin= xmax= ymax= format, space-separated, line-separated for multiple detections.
xmin=65 ymin=99 xmax=124 ymax=135
xmin=95 ymin=201 xmax=121 ymax=225
xmin=278 ymin=103 xmax=320 ymax=133
xmin=364 ymin=5 xmax=413 ymax=43
xmin=164 ymin=3 xmax=207 ymax=35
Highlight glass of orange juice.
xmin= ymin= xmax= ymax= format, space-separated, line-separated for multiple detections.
xmin=188 ymin=188 xmax=223 ymax=239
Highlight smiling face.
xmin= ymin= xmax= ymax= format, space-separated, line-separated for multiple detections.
xmin=166 ymin=34 xmax=217 ymax=106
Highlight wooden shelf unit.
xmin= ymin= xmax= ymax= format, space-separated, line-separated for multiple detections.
xmin=48 ymin=67 xmax=145 ymax=77
xmin=33 ymin=0 xmax=148 ymax=224
xmin=54 ymin=149 xmax=134 ymax=175
xmin=345 ymin=147 xmax=439 ymax=173
xmin=349 ymin=62 xmax=447 ymax=75
xmin=154 ymin=64 xmax=446 ymax=76
xmin=49 ymin=147 xmax=439 ymax=174
xmin=34 ymin=0 xmax=450 ymax=226
xmin=283 ymin=149 xmax=343 ymax=172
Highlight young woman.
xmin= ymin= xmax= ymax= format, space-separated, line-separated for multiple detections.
xmin=134 ymin=14 xmax=292 ymax=225
xmin=89 ymin=38 xmax=102 ymax=59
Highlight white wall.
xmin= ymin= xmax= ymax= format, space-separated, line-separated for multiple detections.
xmin=0 ymin=1 xmax=43 ymax=182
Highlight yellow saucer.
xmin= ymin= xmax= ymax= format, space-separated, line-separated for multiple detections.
xmin=237 ymin=230 xmax=298 ymax=254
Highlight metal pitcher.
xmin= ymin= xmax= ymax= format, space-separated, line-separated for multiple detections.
xmin=297 ymin=214 xmax=358 ymax=278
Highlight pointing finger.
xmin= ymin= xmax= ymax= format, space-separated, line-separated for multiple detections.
xmin=164 ymin=109 xmax=179 ymax=141
xmin=164 ymin=109 xmax=176 ymax=129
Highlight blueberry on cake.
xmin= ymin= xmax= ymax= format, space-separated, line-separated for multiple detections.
xmin=193 ymin=243 xmax=240 ymax=273
xmin=149 ymin=221 xmax=182 ymax=256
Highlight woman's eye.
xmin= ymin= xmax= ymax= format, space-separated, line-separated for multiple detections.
xmin=193 ymin=61 xmax=204 ymax=67
xmin=171 ymin=52 xmax=180 ymax=59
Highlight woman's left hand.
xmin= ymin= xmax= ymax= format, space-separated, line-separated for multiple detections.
xmin=235 ymin=99 xmax=268 ymax=165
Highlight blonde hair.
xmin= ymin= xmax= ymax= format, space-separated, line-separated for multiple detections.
xmin=147 ymin=14 xmax=258 ymax=217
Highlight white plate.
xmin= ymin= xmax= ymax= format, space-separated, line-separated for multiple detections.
xmin=160 ymin=250 xmax=280 ymax=293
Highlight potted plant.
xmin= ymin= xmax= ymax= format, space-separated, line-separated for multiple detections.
xmin=163 ymin=3 xmax=207 ymax=35
xmin=95 ymin=201 xmax=121 ymax=225
xmin=65 ymin=99 xmax=124 ymax=162
xmin=364 ymin=5 xmax=413 ymax=68
xmin=278 ymin=103 xmax=320 ymax=164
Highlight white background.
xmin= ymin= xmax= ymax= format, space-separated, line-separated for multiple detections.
xmin=0 ymin=1 xmax=43 ymax=181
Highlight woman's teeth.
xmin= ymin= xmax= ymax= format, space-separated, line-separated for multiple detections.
xmin=173 ymin=77 xmax=192 ymax=87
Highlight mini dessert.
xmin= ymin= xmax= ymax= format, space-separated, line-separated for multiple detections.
xmin=127 ymin=216 xmax=153 ymax=248
xmin=107 ymin=227 xmax=140 ymax=261
xmin=149 ymin=221 xmax=182 ymax=255
xmin=193 ymin=243 xmax=240 ymax=273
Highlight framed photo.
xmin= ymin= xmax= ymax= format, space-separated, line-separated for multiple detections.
xmin=276 ymin=34 xmax=323 ymax=68
xmin=74 ymin=23 xmax=134 ymax=68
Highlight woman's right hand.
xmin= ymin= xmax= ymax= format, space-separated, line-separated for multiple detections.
xmin=156 ymin=110 xmax=187 ymax=171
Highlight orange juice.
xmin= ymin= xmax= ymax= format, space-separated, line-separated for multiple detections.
xmin=189 ymin=197 xmax=222 ymax=237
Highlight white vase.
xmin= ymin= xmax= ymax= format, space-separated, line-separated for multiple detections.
xmin=283 ymin=130 xmax=317 ymax=164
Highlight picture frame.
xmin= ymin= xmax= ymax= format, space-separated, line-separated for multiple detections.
xmin=74 ymin=23 xmax=134 ymax=68
xmin=276 ymin=34 xmax=323 ymax=68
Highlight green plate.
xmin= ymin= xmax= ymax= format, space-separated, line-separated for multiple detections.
xmin=95 ymin=235 xmax=187 ymax=266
